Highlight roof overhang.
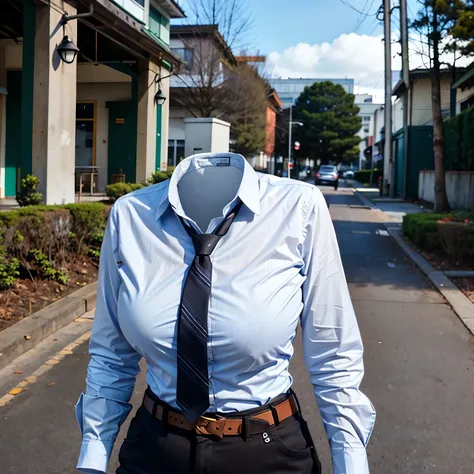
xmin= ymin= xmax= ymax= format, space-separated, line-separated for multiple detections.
xmin=452 ymin=64 xmax=474 ymax=90
xmin=150 ymin=0 xmax=186 ymax=19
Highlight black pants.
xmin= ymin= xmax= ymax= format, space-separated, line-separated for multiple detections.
xmin=117 ymin=392 xmax=322 ymax=474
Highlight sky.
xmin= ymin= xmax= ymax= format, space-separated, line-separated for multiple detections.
xmin=177 ymin=0 xmax=470 ymax=102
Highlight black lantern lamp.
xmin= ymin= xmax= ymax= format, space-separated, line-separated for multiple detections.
xmin=154 ymin=87 xmax=167 ymax=106
xmin=57 ymin=35 xmax=80 ymax=64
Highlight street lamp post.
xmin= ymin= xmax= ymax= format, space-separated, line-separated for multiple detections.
xmin=288 ymin=103 xmax=304 ymax=179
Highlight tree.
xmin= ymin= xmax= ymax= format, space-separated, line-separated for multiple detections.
xmin=224 ymin=63 xmax=268 ymax=156
xmin=186 ymin=0 xmax=254 ymax=49
xmin=451 ymin=0 xmax=474 ymax=54
xmin=172 ymin=27 xmax=272 ymax=158
xmin=293 ymin=82 xmax=361 ymax=165
xmin=412 ymin=0 xmax=467 ymax=212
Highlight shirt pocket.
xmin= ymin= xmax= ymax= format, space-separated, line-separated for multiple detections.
xmin=75 ymin=392 xmax=84 ymax=435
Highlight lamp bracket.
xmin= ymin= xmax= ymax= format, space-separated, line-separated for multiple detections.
xmin=60 ymin=4 xmax=94 ymax=25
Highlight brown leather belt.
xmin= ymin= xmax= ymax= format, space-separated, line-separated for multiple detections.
xmin=143 ymin=393 xmax=298 ymax=439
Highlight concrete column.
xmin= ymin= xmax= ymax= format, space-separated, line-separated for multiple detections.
xmin=32 ymin=1 xmax=77 ymax=205
xmin=136 ymin=60 xmax=158 ymax=183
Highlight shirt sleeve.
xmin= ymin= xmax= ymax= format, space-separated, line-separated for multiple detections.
xmin=76 ymin=204 xmax=142 ymax=474
xmin=300 ymin=187 xmax=376 ymax=474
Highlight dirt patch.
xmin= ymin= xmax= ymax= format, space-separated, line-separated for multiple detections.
xmin=418 ymin=248 xmax=474 ymax=272
xmin=452 ymin=278 xmax=474 ymax=304
xmin=0 ymin=257 xmax=98 ymax=332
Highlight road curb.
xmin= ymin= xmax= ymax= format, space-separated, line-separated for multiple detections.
xmin=388 ymin=228 xmax=474 ymax=336
xmin=0 ymin=281 xmax=97 ymax=370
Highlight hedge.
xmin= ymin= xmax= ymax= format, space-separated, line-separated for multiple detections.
xmin=0 ymin=203 xmax=109 ymax=290
xmin=444 ymin=105 xmax=474 ymax=171
xmin=106 ymin=167 xmax=175 ymax=202
xmin=354 ymin=169 xmax=383 ymax=185
xmin=403 ymin=211 xmax=474 ymax=260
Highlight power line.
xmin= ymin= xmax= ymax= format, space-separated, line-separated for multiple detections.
xmin=354 ymin=0 xmax=378 ymax=33
xmin=338 ymin=0 xmax=375 ymax=16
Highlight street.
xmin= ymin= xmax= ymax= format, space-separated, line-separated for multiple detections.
xmin=0 ymin=184 xmax=473 ymax=474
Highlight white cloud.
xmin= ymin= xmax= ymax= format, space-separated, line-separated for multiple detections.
xmin=267 ymin=33 xmax=399 ymax=94
xmin=267 ymin=32 xmax=472 ymax=102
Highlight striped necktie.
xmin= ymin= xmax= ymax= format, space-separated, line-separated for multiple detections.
xmin=176 ymin=202 xmax=243 ymax=423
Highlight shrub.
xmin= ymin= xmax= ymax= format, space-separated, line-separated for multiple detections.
xmin=148 ymin=167 xmax=175 ymax=185
xmin=403 ymin=212 xmax=474 ymax=257
xmin=0 ymin=246 xmax=20 ymax=290
xmin=29 ymin=249 xmax=69 ymax=284
xmin=16 ymin=174 xmax=43 ymax=207
xmin=106 ymin=182 xmax=146 ymax=202
xmin=64 ymin=203 xmax=107 ymax=254
xmin=0 ymin=203 xmax=109 ymax=291
xmin=437 ymin=221 xmax=474 ymax=262
xmin=354 ymin=169 xmax=383 ymax=185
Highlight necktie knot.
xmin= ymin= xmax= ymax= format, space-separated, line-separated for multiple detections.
xmin=191 ymin=234 xmax=222 ymax=256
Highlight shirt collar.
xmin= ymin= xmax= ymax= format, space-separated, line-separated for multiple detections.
xmin=155 ymin=153 xmax=261 ymax=221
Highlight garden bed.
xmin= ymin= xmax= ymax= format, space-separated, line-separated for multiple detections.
xmin=0 ymin=203 xmax=109 ymax=332
xmin=0 ymin=256 xmax=98 ymax=332
xmin=402 ymin=211 xmax=474 ymax=302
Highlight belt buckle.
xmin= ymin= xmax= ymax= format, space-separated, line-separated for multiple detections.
xmin=196 ymin=415 xmax=226 ymax=439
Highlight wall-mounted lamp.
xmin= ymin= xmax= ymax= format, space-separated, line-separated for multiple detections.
xmin=56 ymin=4 xmax=94 ymax=65
xmin=154 ymin=87 xmax=166 ymax=106
xmin=57 ymin=35 xmax=80 ymax=64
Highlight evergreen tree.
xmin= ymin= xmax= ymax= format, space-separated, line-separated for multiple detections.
xmin=451 ymin=0 xmax=474 ymax=55
xmin=412 ymin=0 xmax=466 ymax=212
xmin=293 ymin=81 xmax=361 ymax=165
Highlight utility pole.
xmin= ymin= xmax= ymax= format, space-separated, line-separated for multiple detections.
xmin=383 ymin=0 xmax=393 ymax=196
xmin=400 ymin=0 xmax=410 ymax=199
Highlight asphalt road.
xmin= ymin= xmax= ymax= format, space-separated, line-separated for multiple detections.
xmin=0 ymin=183 xmax=473 ymax=474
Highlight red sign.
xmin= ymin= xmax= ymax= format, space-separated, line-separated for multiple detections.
xmin=289 ymin=163 xmax=294 ymax=169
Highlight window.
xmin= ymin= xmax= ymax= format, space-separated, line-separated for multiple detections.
xmin=363 ymin=116 xmax=371 ymax=122
xmin=461 ymin=95 xmax=474 ymax=111
xmin=168 ymin=139 xmax=186 ymax=166
xmin=172 ymin=48 xmax=194 ymax=71
xmin=363 ymin=127 xmax=369 ymax=133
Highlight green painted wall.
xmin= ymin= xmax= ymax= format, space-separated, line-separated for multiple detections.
xmin=106 ymin=78 xmax=138 ymax=184
xmin=5 ymin=72 xmax=22 ymax=196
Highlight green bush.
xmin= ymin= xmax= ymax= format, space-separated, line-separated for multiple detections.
xmin=0 ymin=203 xmax=109 ymax=290
xmin=148 ymin=167 xmax=175 ymax=185
xmin=64 ymin=203 xmax=107 ymax=254
xmin=354 ymin=169 xmax=383 ymax=185
xmin=0 ymin=246 xmax=20 ymax=290
xmin=16 ymin=174 xmax=43 ymax=207
xmin=403 ymin=212 xmax=474 ymax=255
xmin=106 ymin=182 xmax=147 ymax=202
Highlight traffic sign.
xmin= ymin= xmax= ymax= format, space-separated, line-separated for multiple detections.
xmin=289 ymin=162 xmax=294 ymax=169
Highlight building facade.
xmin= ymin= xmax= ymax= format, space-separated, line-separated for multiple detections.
xmin=269 ymin=77 xmax=355 ymax=109
xmin=0 ymin=0 xmax=184 ymax=203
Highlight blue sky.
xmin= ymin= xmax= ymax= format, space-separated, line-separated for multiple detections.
xmin=177 ymin=0 xmax=430 ymax=100
xmin=251 ymin=0 xmax=420 ymax=54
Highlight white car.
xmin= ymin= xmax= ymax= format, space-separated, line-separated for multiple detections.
xmin=344 ymin=170 xmax=355 ymax=179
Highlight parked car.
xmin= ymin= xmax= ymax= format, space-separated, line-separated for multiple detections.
xmin=344 ymin=170 xmax=355 ymax=179
xmin=315 ymin=165 xmax=339 ymax=190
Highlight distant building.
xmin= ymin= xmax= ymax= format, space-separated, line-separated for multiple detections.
xmin=269 ymin=77 xmax=355 ymax=109
xmin=355 ymin=95 xmax=382 ymax=170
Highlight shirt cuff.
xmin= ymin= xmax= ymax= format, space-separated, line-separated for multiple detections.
xmin=77 ymin=438 xmax=113 ymax=474
xmin=331 ymin=446 xmax=370 ymax=474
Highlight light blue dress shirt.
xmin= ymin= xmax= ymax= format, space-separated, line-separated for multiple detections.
xmin=76 ymin=153 xmax=375 ymax=474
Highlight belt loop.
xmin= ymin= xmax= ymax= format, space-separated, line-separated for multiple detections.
xmin=152 ymin=401 xmax=158 ymax=419
xmin=269 ymin=405 xmax=280 ymax=426
xmin=242 ymin=415 xmax=251 ymax=441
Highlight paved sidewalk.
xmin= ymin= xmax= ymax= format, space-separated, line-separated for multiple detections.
xmin=348 ymin=179 xmax=426 ymax=223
